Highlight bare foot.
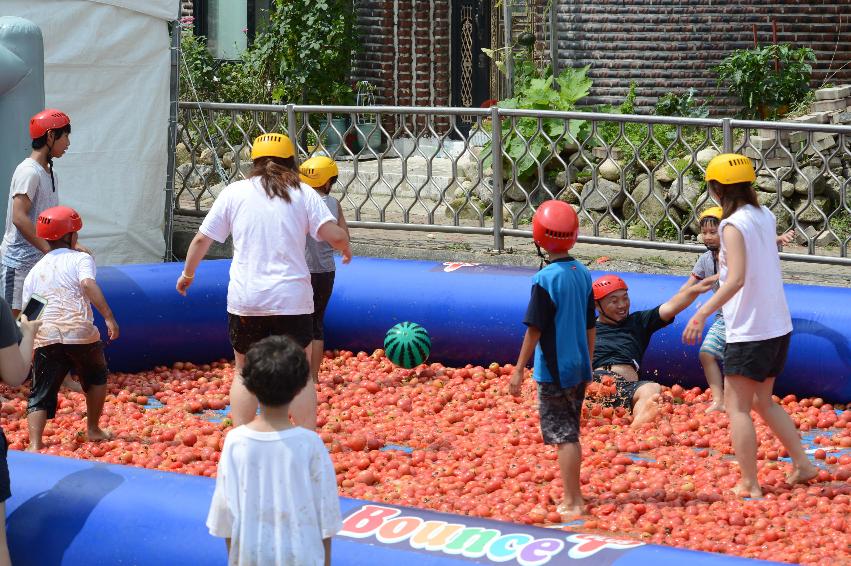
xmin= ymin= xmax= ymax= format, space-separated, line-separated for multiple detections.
xmin=787 ymin=464 xmax=819 ymax=485
xmin=704 ymin=402 xmax=725 ymax=414
xmin=630 ymin=403 xmax=659 ymax=428
xmin=25 ymin=443 xmax=42 ymax=453
xmin=557 ymin=501 xmax=585 ymax=521
xmin=732 ymin=482 xmax=763 ymax=498
xmin=62 ymin=376 xmax=83 ymax=393
xmin=87 ymin=428 xmax=112 ymax=442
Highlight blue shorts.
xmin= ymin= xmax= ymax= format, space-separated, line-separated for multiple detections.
xmin=700 ymin=317 xmax=726 ymax=360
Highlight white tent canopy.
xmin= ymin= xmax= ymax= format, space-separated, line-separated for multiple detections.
xmin=3 ymin=0 xmax=178 ymax=264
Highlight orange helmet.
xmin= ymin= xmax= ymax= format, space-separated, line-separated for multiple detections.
xmin=592 ymin=275 xmax=628 ymax=301
xmin=532 ymin=200 xmax=579 ymax=253
xmin=37 ymin=206 xmax=82 ymax=240
xmin=30 ymin=109 xmax=71 ymax=139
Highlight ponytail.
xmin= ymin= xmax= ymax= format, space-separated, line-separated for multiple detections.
xmin=248 ymin=156 xmax=302 ymax=202
xmin=32 ymin=124 xmax=71 ymax=193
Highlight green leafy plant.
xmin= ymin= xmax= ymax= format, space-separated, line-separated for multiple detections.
xmin=714 ymin=44 xmax=815 ymax=119
xmin=483 ymin=62 xmax=592 ymax=178
xmin=654 ymin=88 xmax=709 ymax=119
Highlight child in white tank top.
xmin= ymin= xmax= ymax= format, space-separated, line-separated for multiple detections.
xmin=683 ymin=154 xmax=817 ymax=499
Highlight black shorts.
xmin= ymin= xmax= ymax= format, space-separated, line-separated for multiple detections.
xmin=310 ymin=271 xmax=335 ymax=340
xmin=724 ymin=332 xmax=791 ymax=382
xmin=0 ymin=430 xmax=10 ymax=502
xmin=28 ymin=342 xmax=108 ymax=418
xmin=537 ymin=381 xmax=586 ymax=445
xmin=592 ymin=370 xmax=653 ymax=411
xmin=227 ymin=313 xmax=312 ymax=354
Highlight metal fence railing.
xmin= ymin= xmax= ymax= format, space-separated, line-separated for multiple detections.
xmin=171 ymin=102 xmax=851 ymax=265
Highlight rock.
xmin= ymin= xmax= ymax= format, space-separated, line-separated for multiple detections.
xmin=176 ymin=163 xmax=215 ymax=188
xmin=472 ymin=179 xmax=494 ymax=205
xmin=457 ymin=151 xmax=480 ymax=182
xmin=504 ymin=178 xmax=533 ymax=202
xmin=794 ymin=166 xmax=827 ymax=195
xmin=199 ymin=148 xmax=215 ymax=165
xmin=597 ymin=158 xmax=623 ymax=182
xmin=222 ymin=151 xmax=235 ymax=170
xmin=579 ymin=210 xmax=621 ymax=234
xmin=800 ymin=224 xmax=837 ymax=246
xmin=208 ymin=182 xmax=228 ymax=198
xmin=175 ymin=143 xmax=190 ymax=165
xmin=502 ymin=201 xmax=535 ymax=225
xmin=654 ymin=166 xmax=676 ymax=184
xmin=794 ymin=196 xmax=831 ymax=225
xmin=815 ymin=85 xmax=851 ymax=100
xmin=666 ymin=176 xmax=704 ymax=212
xmin=774 ymin=166 xmax=793 ymax=181
xmin=580 ymin=178 xmax=625 ymax=211
xmin=756 ymin=175 xmax=795 ymax=197
xmin=453 ymin=184 xmax=468 ymax=200
xmin=445 ymin=197 xmax=488 ymax=221
xmin=623 ymin=178 xmax=681 ymax=226
xmin=696 ymin=148 xmax=719 ymax=168
xmin=825 ymin=176 xmax=846 ymax=204
xmin=554 ymin=166 xmax=579 ymax=188
xmin=558 ymin=184 xmax=582 ymax=205
xmin=238 ymin=145 xmax=252 ymax=162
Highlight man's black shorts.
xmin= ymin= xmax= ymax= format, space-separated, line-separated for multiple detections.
xmin=537 ymin=381 xmax=586 ymax=445
xmin=28 ymin=342 xmax=108 ymax=418
xmin=0 ymin=430 xmax=10 ymax=502
xmin=724 ymin=332 xmax=791 ymax=382
xmin=592 ymin=369 xmax=653 ymax=411
xmin=310 ymin=271 xmax=335 ymax=340
xmin=227 ymin=313 xmax=312 ymax=354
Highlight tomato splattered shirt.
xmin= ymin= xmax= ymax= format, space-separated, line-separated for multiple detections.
xmin=207 ymin=426 xmax=342 ymax=566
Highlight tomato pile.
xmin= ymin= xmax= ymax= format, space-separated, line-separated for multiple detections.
xmin=2 ymin=351 xmax=850 ymax=564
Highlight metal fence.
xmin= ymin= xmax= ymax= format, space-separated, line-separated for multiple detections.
xmin=172 ymin=101 xmax=851 ymax=265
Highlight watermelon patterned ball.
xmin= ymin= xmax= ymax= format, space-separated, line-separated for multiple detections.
xmin=384 ymin=322 xmax=431 ymax=369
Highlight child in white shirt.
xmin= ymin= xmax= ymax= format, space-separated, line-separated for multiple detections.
xmin=207 ymin=335 xmax=342 ymax=566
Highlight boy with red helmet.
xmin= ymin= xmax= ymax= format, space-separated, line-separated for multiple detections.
xmin=22 ymin=206 xmax=119 ymax=451
xmin=592 ymin=272 xmax=716 ymax=427
xmin=510 ymin=200 xmax=595 ymax=520
xmin=1 ymin=109 xmax=72 ymax=315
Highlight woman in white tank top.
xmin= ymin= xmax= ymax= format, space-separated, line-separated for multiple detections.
xmin=682 ymin=154 xmax=816 ymax=498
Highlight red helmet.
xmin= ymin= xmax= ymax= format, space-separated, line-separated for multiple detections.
xmin=30 ymin=109 xmax=71 ymax=140
xmin=532 ymin=200 xmax=579 ymax=253
xmin=592 ymin=275 xmax=628 ymax=301
xmin=36 ymin=206 xmax=82 ymax=241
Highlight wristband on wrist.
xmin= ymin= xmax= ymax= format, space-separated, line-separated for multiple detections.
xmin=182 ymin=271 xmax=195 ymax=279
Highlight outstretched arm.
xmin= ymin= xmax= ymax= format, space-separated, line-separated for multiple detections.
xmin=659 ymin=275 xmax=719 ymax=321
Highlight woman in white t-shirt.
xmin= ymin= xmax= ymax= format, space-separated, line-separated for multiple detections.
xmin=176 ymin=134 xmax=351 ymax=429
xmin=683 ymin=154 xmax=816 ymax=498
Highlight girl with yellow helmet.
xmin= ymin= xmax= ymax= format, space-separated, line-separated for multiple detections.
xmin=683 ymin=153 xmax=816 ymax=497
xmin=176 ymin=134 xmax=352 ymax=430
xmin=299 ymin=156 xmax=349 ymax=383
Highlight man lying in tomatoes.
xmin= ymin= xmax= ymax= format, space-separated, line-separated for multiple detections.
xmin=590 ymin=274 xmax=716 ymax=427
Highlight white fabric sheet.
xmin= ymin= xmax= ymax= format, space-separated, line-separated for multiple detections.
xmin=2 ymin=0 xmax=178 ymax=264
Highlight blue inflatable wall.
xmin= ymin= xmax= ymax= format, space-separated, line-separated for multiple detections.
xmin=6 ymin=451 xmax=779 ymax=566
xmin=95 ymin=258 xmax=851 ymax=401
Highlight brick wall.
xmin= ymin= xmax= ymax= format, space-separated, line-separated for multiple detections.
xmin=352 ymin=0 xmax=452 ymax=110
xmin=551 ymin=0 xmax=851 ymax=112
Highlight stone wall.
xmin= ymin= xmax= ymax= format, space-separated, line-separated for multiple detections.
xmin=551 ymin=0 xmax=851 ymax=111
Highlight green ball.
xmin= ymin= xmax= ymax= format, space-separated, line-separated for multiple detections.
xmin=384 ymin=322 xmax=431 ymax=369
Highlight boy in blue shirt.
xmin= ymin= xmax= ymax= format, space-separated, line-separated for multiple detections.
xmin=510 ymin=200 xmax=595 ymax=521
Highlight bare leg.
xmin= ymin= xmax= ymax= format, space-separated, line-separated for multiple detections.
xmin=630 ymin=382 xmax=661 ymax=428
xmin=229 ymin=351 xmax=258 ymax=426
xmin=724 ymin=375 xmax=762 ymax=497
xmin=25 ymin=410 xmax=47 ymax=451
xmin=556 ymin=441 xmax=584 ymax=519
xmin=85 ymin=384 xmax=110 ymax=441
xmin=0 ymin=502 xmax=11 ymax=566
xmin=62 ymin=373 xmax=83 ymax=393
xmin=288 ymin=346 xmax=317 ymax=430
xmin=751 ymin=377 xmax=818 ymax=484
xmin=699 ymin=351 xmax=725 ymax=413
xmin=309 ymin=339 xmax=324 ymax=383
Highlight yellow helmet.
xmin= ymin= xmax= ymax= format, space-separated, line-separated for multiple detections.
xmin=250 ymin=133 xmax=295 ymax=160
xmin=299 ymin=156 xmax=339 ymax=188
xmin=698 ymin=206 xmax=723 ymax=222
xmin=705 ymin=153 xmax=756 ymax=185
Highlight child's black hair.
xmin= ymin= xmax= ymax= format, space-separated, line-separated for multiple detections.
xmin=242 ymin=335 xmax=309 ymax=407
xmin=699 ymin=215 xmax=720 ymax=229
xmin=31 ymin=124 xmax=71 ymax=193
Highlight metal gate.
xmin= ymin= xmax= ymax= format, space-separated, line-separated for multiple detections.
xmin=451 ymin=0 xmax=491 ymax=129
